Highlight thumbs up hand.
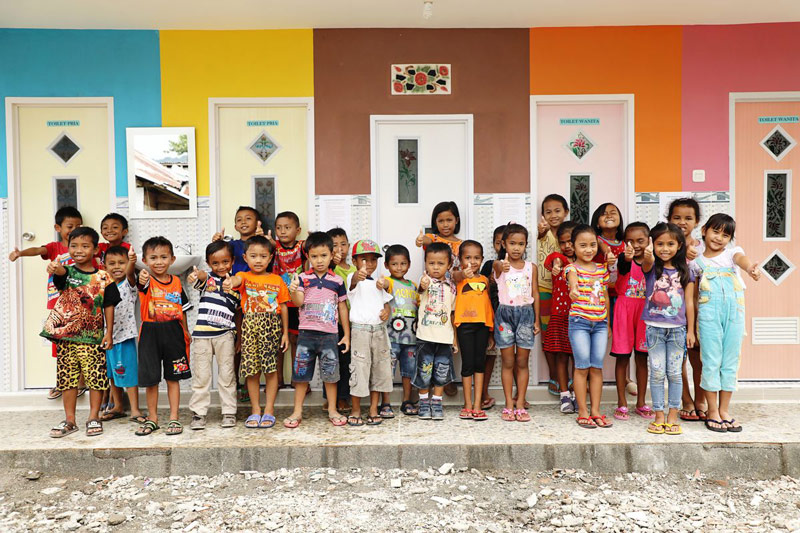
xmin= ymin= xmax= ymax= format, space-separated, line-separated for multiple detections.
xmin=644 ymin=237 xmax=654 ymax=261
xmin=138 ymin=268 xmax=150 ymax=286
xmin=415 ymin=228 xmax=425 ymax=247
xmin=187 ymin=265 xmax=199 ymax=285
xmin=537 ymin=215 xmax=549 ymax=236
xmin=376 ymin=276 xmax=389 ymax=291
xmin=266 ymin=229 xmax=277 ymax=246
xmin=46 ymin=260 xmax=60 ymax=275
xmin=624 ymin=241 xmax=634 ymax=261
xmin=748 ymin=262 xmax=762 ymax=281
xmin=462 ymin=263 xmax=474 ymax=279
xmin=551 ymin=257 xmax=563 ymax=277
xmin=255 ymin=220 xmax=264 ymax=237
xmin=501 ymin=258 xmax=511 ymax=273
xmin=8 ymin=247 xmax=20 ymax=262
xmin=420 ymin=271 xmax=431 ymax=291
xmin=356 ymin=259 xmax=368 ymax=282
xmin=212 ymin=227 xmax=225 ymax=242
xmin=333 ymin=249 xmax=342 ymax=266
xmin=221 ymin=273 xmax=234 ymax=291
xmin=606 ymin=249 xmax=617 ymax=268
xmin=289 ymin=272 xmax=300 ymax=293
xmin=686 ymin=243 xmax=698 ymax=261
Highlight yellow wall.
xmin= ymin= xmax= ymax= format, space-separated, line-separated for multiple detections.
xmin=159 ymin=30 xmax=314 ymax=196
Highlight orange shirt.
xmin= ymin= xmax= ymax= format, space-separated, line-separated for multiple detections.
xmin=139 ymin=275 xmax=189 ymax=323
xmin=235 ymin=271 xmax=290 ymax=314
xmin=454 ymin=275 xmax=494 ymax=327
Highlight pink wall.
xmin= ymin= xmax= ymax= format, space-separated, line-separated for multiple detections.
xmin=682 ymin=23 xmax=800 ymax=191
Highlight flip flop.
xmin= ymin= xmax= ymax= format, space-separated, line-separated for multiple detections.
xmin=283 ymin=417 xmax=301 ymax=429
xmin=664 ymin=423 xmax=683 ymax=435
xmin=366 ymin=415 xmax=383 ymax=425
xmin=379 ymin=403 xmax=395 ymax=419
xmin=576 ymin=416 xmax=597 ymax=429
xmin=481 ymin=397 xmax=496 ymax=410
xmin=47 ymin=387 xmax=62 ymax=400
xmin=245 ymin=414 xmax=261 ymax=428
xmin=459 ymin=408 xmax=473 ymax=419
xmin=514 ymin=409 xmax=531 ymax=422
xmin=400 ymin=401 xmax=418 ymax=416
xmin=472 ymin=409 xmax=488 ymax=421
xmin=501 ymin=408 xmax=515 ymax=422
xmin=614 ymin=407 xmax=630 ymax=421
xmin=135 ymin=420 xmax=159 ymax=436
xmin=129 ymin=414 xmax=148 ymax=424
xmin=347 ymin=415 xmax=364 ymax=427
xmin=329 ymin=415 xmax=347 ymax=427
xmin=634 ymin=406 xmax=656 ymax=419
xmin=100 ymin=410 xmax=127 ymax=422
xmin=722 ymin=419 xmax=742 ymax=433
xmin=679 ymin=409 xmax=700 ymax=421
xmin=259 ymin=414 xmax=276 ymax=429
xmin=704 ymin=419 xmax=727 ymax=433
xmin=647 ymin=422 xmax=666 ymax=434
xmin=591 ymin=415 xmax=613 ymax=428
xmin=547 ymin=379 xmax=559 ymax=396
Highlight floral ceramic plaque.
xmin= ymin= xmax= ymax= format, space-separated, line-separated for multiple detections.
xmin=391 ymin=64 xmax=451 ymax=95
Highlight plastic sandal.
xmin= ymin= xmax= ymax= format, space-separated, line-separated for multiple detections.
xmin=135 ymin=420 xmax=159 ymax=436
xmin=379 ymin=403 xmax=395 ymax=419
xmin=366 ymin=415 xmax=383 ymax=425
xmin=166 ymin=420 xmax=183 ymax=435
xmin=514 ymin=409 xmax=531 ymax=422
xmin=347 ymin=416 xmax=364 ymax=427
xmin=591 ymin=415 xmax=613 ymax=428
xmin=481 ymin=397 xmax=496 ymax=410
xmin=328 ymin=415 xmax=347 ymax=427
xmin=400 ymin=401 xmax=418 ymax=416
xmin=472 ymin=409 xmax=488 ymax=421
xmin=679 ymin=409 xmax=700 ymax=421
xmin=705 ymin=419 xmax=727 ymax=433
xmin=647 ymin=422 xmax=666 ymax=434
xmin=50 ymin=420 xmax=78 ymax=438
xmin=501 ymin=408 xmax=515 ymax=422
xmin=245 ymin=414 xmax=261 ymax=428
xmin=614 ymin=406 xmax=630 ymax=421
xmin=635 ymin=405 xmax=656 ymax=419
xmin=86 ymin=419 xmax=103 ymax=437
xmin=459 ymin=408 xmax=473 ymax=419
xmin=283 ymin=417 xmax=301 ymax=429
xmin=664 ymin=423 xmax=683 ymax=435
xmin=722 ymin=419 xmax=742 ymax=433
xmin=130 ymin=414 xmax=148 ymax=424
xmin=259 ymin=414 xmax=276 ymax=429
xmin=47 ymin=387 xmax=62 ymax=400
xmin=547 ymin=379 xmax=559 ymax=396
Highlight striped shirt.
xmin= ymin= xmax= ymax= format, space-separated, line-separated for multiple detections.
xmin=191 ymin=272 xmax=241 ymax=338
xmin=297 ymin=269 xmax=347 ymax=334
xmin=564 ymin=263 xmax=609 ymax=321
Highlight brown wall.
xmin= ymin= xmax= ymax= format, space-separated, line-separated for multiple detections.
xmin=314 ymin=29 xmax=530 ymax=194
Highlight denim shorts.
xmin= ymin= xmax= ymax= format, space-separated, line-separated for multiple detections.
xmin=494 ymin=304 xmax=535 ymax=350
xmin=412 ymin=341 xmax=455 ymax=390
xmin=292 ymin=330 xmax=340 ymax=383
xmin=568 ymin=316 xmax=608 ymax=370
xmin=390 ymin=342 xmax=417 ymax=379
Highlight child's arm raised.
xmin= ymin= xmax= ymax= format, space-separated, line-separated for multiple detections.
xmin=537 ymin=216 xmax=549 ymax=239
xmin=641 ymin=238 xmax=655 ymax=273
xmin=350 ymin=259 xmax=368 ymax=291
xmin=685 ymin=281 xmax=696 ymax=348
xmin=338 ymin=301 xmax=350 ymax=353
xmin=126 ymin=249 xmax=138 ymax=286
xmin=187 ymin=265 xmax=208 ymax=288
xmin=415 ymin=228 xmax=432 ymax=248
xmin=279 ymin=302 xmax=289 ymax=352
xmin=9 ymin=245 xmax=49 ymax=261
xmin=531 ymin=264 xmax=541 ymax=335
xmin=734 ymin=251 xmax=761 ymax=281
xmin=221 ymin=273 xmax=240 ymax=291
xmin=288 ymin=273 xmax=304 ymax=306
xmin=46 ymin=260 xmax=67 ymax=278
xmin=567 ymin=268 xmax=580 ymax=301
xmin=493 ymin=258 xmax=510 ymax=277
xmin=211 ymin=227 xmax=225 ymax=242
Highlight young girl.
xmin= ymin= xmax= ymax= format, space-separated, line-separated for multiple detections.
xmin=694 ymin=214 xmax=760 ymax=433
xmin=454 ymin=241 xmax=494 ymax=421
xmin=538 ymin=194 xmax=570 ymax=396
xmin=591 ymin=203 xmax=625 ymax=318
xmin=543 ymin=221 xmax=577 ymax=413
xmin=641 ymin=223 xmax=696 ymax=435
xmin=479 ymin=225 xmax=505 ymax=410
xmin=565 ymin=224 xmax=612 ymax=428
xmin=667 ymin=197 xmax=706 ymax=422
xmin=416 ymin=201 xmax=463 ymax=269
xmin=493 ymin=224 xmax=540 ymax=422
xmin=611 ymin=222 xmax=654 ymax=421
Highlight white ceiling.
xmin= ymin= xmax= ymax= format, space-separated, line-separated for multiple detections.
xmin=2 ymin=0 xmax=800 ymax=30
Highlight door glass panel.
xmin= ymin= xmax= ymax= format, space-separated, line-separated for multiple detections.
xmin=398 ymin=139 xmax=419 ymax=204
xmin=765 ymin=172 xmax=789 ymax=239
xmin=570 ymin=174 xmax=591 ymax=224
xmin=54 ymin=177 xmax=78 ymax=210
xmin=253 ymin=176 xmax=276 ymax=230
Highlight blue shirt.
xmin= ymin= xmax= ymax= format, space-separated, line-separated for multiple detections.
xmin=191 ymin=272 xmax=241 ymax=338
xmin=230 ymin=239 xmax=249 ymax=274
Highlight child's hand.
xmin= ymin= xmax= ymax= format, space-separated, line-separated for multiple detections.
xmin=338 ymin=335 xmax=350 ymax=353
xmin=606 ymin=250 xmax=617 ymax=268
xmin=333 ymin=249 xmax=342 ymax=266
xmin=280 ymin=333 xmax=289 ymax=352
xmin=289 ymin=272 xmax=300 ymax=293
xmin=624 ymin=241 xmax=634 ymax=261
xmin=747 ymin=262 xmax=761 ymax=281
xmin=420 ymin=272 xmax=431 ymax=291
xmin=569 ymin=286 xmax=580 ymax=301
xmin=212 ymin=227 xmax=225 ymax=242
xmin=537 ymin=215 xmax=549 ymax=236
xmin=266 ymin=229 xmax=277 ymax=246
xmin=355 ymin=259 xmax=368 ymax=282
xmin=415 ymin=228 xmax=425 ymax=247
xmin=551 ymin=258 xmax=563 ymax=276
xmin=452 ymin=342 xmax=459 ymax=354
xmin=487 ymin=337 xmax=496 ymax=351
xmin=686 ymin=244 xmax=698 ymax=261
xmin=138 ymin=269 xmax=150 ymax=286
xmin=501 ymin=258 xmax=511 ymax=273
xmin=376 ymin=276 xmax=388 ymax=291
xmin=235 ymin=334 xmax=242 ymax=354
xmin=8 ymin=247 xmax=20 ymax=262
xmin=533 ymin=321 xmax=541 ymax=336
xmin=462 ymin=264 xmax=474 ymax=279
xmin=187 ymin=266 xmax=200 ymax=285
xmin=128 ymin=248 xmax=137 ymax=263
xmin=46 ymin=260 xmax=60 ymax=274
xmin=379 ymin=307 xmax=390 ymax=322
xmin=644 ymin=237 xmax=654 ymax=262
xmin=221 ymin=273 xmax=233 ymax=291
xmin=255 ymin=220 xmax=264 ymax=237
xmin=687 ymin=329 xmax=696 ymax=349
xmin=100 ymin=332 xmax=113 ymax=351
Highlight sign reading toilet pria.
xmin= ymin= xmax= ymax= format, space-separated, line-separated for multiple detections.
xmin=247 ymin=120 xmax=279 ymax=126
xmin=47 ymin=120 xmax=80 ymax=127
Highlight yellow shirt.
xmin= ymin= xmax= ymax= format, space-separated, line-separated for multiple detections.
xmin=537 ymin=230 xmax=559 ymax=291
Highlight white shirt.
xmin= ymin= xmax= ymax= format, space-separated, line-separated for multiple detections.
xmin=346 ymin=274 xmax=393 ymax=325
xmin=691 ymin=245 xmax=747 ymax=288
xmin=112 ymin=278 xmax=138 ymax=344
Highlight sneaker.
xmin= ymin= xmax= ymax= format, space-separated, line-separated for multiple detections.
xmin=418 ymin=398 xmax=432 ymax=420
xmin=560 ymin=396 xmax=575 ymax=414
xmin=190 ymin=414 xmax=206 ymax=430
xmin=431 ymin=398 xmax=444 ymax=420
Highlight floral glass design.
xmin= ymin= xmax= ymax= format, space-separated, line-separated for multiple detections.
xmin=766 ymin=172 xmax=788 ymax=239
xmin=761 ymin=126 xmax=795 ymax=161
xmin=249 ymin=131 xmax=281 ymax=164
xmin=398 ymin=139 xmax=419 ymax=204
xmin=391 ymin=64 xmax=451 ymax=95
xmin=49 ymin=133 xmax=80 ymax=164
xmin=54 ymin=177 xmax=78 ymax=210
xmin=762 ymin=252 xmax=792 ymax=284
xmin=570 ymin=175 xmax=591 ymax=224
xmin=253 ymin=176 xmax=276 ymax=232
xmin=565 ymin=131 xmax=594 ymax=160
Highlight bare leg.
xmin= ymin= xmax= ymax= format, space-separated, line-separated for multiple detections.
xmin=680 ymin=359 xmax=696 ymax=412
xmin=126 ymin=387 xmax=142 ymax=417
xmin=351 ymin=395 xmax=362 ymax=417
xmin=688 ymin=347 xmax=706 ymax=411
xmin=166 ymin=380 xmax=181 ymax=421
xmin=704 ymin=389 xmax=721 ymax=427
xmin=62 ymin=389 xmax=78 ymax=424
xmin=145 ymin=385 xmax=159 ymax=424
xmin=276 ymin=348 xmax=286 ymax=389
xmin=588 ymin=368 xmax=604 ymax=417
xmin=544 ymin=349 xmax=557 ymax=387
xmin=482 ymin=353 xmax=496 ymax=404
xmin=614 ymin=356 xmax=629 ymax=409
xmin=369 ymin=391 xmax=380 ymax=418
xmin=286 ymin=382 xmax=307 ymax=421
xmin=718 ymin=391 xmax=738 ymax=429
xmin=500 ymin=347 xmax=516 ymax=409
xmin=634 ymin=352 xmax=649 ymax=409
xmin=325 ymin=382 xmax=342 ymax=419
xmin=88 ymin=390 xmax=102 ymax=421
xmin=264 ymin=371 xmax=279 ymax=416
xmin=382 ymin=391 xmax=390 ymax=406
xmin=573 ymin=368 xmax=590 ymax=418
xmin=462 ymin=375 xmax=473 ymax=411
xmin=246 ymin=374 xmax=262 ymax=417
xmin=108 ymin=383 xmax=125 ymax=413
xmin=432 ymin=385 xmax=444 ymax=397
xmin=402 ymin=377 xmax=412 ymax=403
xmin=514 ymin=348 xmax=530 ymax=410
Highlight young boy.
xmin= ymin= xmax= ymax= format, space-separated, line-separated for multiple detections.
xmin=326 ymin=227 xmax=356 ymax=412
xmin=345 ymin=240 xmax=393 ymax=426
xmin=414 ymin=242 xmax=458 ymax=421
xmin=285 ymin=232 xmax=349 ymax=428
xmin=98 ymin=245 xmax=145 ymax=424
xmin=384 ymin=245 xmax=420 ymax=416
xmin=135 ymin=236 xmax=192 ymax=436
xmin=268 ymin=211 xmax=307 ymax=388
xmin=212 ymin=205 xmax=265 ymax=274
xmin=9 ymin=205 xmax=84 ymax=400
xmin=40 ymin=227 xmax=120 ymax=438
xmin=186 ymin=241 xmax=242 ymax=430
xmin=97 ymin=213 xmax=133 ymax=267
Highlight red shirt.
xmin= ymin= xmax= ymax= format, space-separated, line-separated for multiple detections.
xmin=96 ymin=241 xmax=132 ymax=269
xmin=544 ymin=252 xmax=573 ymax=318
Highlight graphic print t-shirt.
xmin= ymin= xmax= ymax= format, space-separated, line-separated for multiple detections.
xmin=236 ymin=271 xmax=289 ymax=315
xmin=454 ymin=275 xmax=494 ymax=327
xmin=495 ymin=261 xmax=535 ymax=306
xmin=417 ymin=278 xmax=456 ymax=344
xmin=273 ymin=240 xmax=307 ymax=307
xmin=563 ymin=263 xmax=609 ymax=321
xmin=139 ymin=275 xmax=191 ymax=323
xmin=41 ymin=265 xmax=121 ymax=344
xmin=386 ymin=278 xmax=419 ymax=345
xmin=642 ymin=267 xmax=695 ymax=327
xmin=616 ymin=258 xmax=647 ymax=300
xmin=192 ymin=272 xmax=241 ymax=338
xmin=297 ymin=270 xmax=347 ymax=334
xmin=112 ymin=278 xmax=138 ymax=344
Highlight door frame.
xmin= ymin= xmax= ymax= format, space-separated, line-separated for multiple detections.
xmin=208 ymin=97 xmax=315 ymax=231
xmin=369 ymin=114 xmax=475 ymax=243
xmin=5 ymin=96 xmax=116 ymax=391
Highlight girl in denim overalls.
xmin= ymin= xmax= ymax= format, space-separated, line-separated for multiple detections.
xmin=693 ymin=214 xmax=761 ymax=433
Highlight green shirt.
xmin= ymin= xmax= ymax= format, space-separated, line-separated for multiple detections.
xmin=334 ymin=263 xmax=357 ymax=308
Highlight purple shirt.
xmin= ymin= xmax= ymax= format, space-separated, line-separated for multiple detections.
xmin=297 ymin=269 xmax=347 ymax=334
xmin=641 ymin=267 xmax=695 ymax=327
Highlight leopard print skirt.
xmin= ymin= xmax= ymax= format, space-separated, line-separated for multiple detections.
xmin=56 ymin=341 xmax=109 ymax=391
xmin=240 ymin=313 xmax=283 ymax=378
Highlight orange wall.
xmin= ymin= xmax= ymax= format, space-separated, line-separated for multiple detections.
xmin=530 ymin=26 xmax=682 ymax=192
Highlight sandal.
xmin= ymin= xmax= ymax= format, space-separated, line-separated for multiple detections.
xmin=501 ymin=408 xmax=516 ymax=422
xmin=245 ymin=414 xmax=261 ymax=428
xmin=547 ymin=379 xmax=559 ymax=396
xmin=591 ymin=415 xmax=613 ymax=428
xmin=329 ymin=415 xmax=347 ymax=427
xmin=50 ymin=420 xmax=78 ymax=438
xmin=366 ymin=415 xmax=383 ymax=426
xmin=647 ymin=422 xmax=666 ymax=434
xmin=347 ymin=415 xmax=364 ymax=427
xmin=679 ymin=409 xmax=700 ymax=421
xmin=400 ymin=401 xmax=418 ymax=416
xmin=664 ymin=423 xmax=683 ymax=435
xmin=283 ymin=417 xmax=301 ymax=429
xmin=259 ymin=414 xmax=276 ymax=428
xmin=221 ymin=414 xmax=237 ymax=428
xmin=704 ymin=419 xmax=727 ymax=433
xmin=129 ymin=414 xmax=148 ymax=424
xmin=472 ymin=409 xmax=488 ymax=421
xmin=135 ymin=420 xmax=159 ymax=436
xmin=614 ymin=406 xmax=630 ymax=421
xmin=634 ymin=405 xmax=656 ymax=419
xmin=379 ymin=403 xmax=395 ymax=419
xmin=459 ymin=408 xmax=473 ymax=419
xmin=697 ymin=410 xmax=708 ymax=421
xmin=722 ymin=419 xmax=742 ymax=433
xmin=481 ymin=397 xmax=496 ymax=410
xmin=514 ymin=409 xmax=531 ymax=422
xmin=77 ymin=387 xmax=88 ymax=398
xmin=576 ymin=416 xmax=597 ymax=429
xmin=86 ymin=419 xmax=103 ymax=436
xmin=47 ymin=387 xmax=62 ymax=400
xmin=165 ymin=420 xmax=183 ymax=435
xmin=100 ymin=410 xmax=127 ymax=422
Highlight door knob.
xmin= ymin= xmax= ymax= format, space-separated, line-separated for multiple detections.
xmin=22 ymin=231 xmax=35 ymax=241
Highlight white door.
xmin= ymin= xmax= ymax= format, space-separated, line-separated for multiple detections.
xmin=372 ymin=115 xmax=473 ymax=284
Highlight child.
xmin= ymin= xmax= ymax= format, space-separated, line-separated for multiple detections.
xmin=543 ymin=221 xmax=578 ymax=413
xmin=98 ymin=245 xmax=144 ymax=424
xmin=345 ymin=240 xmax=394 ymax=426
xmin=413 ymin=242 xmax=458 ymax=420
xmin=41 ymin=227 xmax=120 ymax=438
xmin=591 ymin=203 xmax=625 ymax=320
xmin=667 ymin=197 xmax=706 ymax=421
xmin=641 ymin=223 xmax=696 ymax=435
xmin=268 ymin=211 xmax=307 ymax=389
xmin=286 ymin=232 xmax=350 ymax=428
xmin=212 ymin=205 xmax=266 ymax=274
xmin=694 ymin=214 xmax=760 ymax=433
xmin=384 ymin=245 xmax=420 ymax=416
xmin=565 ymin=224 xmax=612 ymax=428
xmin=326 ymin=227 xmax=356 ymax=413
xmin=416 ymin=201 xmax=463 ymax=269
xmin=611 ymin=222 xmax=654 ymax=421
xmin=225 ymin=236 xmax=290 ymax=430
xmin=135 ymin=237 xmax=192 ymax=436
xmin=97 ymin=213 xmax=133 ymax=267
xmin=186 ymin=241 xmax=242 ymax=430
xmin=537 ymin=194 xmax=570 ymax=395
xmin=454 ymin=240 xmax=493 ymax=421
xmin=493 ymin=223 xmax=540 ymax=422
xmin=9 ymin=205 xmax=83 ymax=400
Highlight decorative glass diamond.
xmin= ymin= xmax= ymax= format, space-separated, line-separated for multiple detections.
xmin=49 ymin=133 xmax=80 ymax=164
xmin=761 ymin=126 xmax=795 ymax=161
xmin=248 ymin=131 xmax=281 ymax=164
xmin=565 ymin=131 xmax=594 ymax=160
xmin=761 ymin=250 xmax=795 ymax=285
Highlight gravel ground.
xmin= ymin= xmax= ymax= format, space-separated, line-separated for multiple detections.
xmin=1 ymin=466 xmax=799 ymax=532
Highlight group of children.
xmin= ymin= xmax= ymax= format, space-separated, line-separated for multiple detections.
xmin=12 ymin=194 xmax=758 ymax=438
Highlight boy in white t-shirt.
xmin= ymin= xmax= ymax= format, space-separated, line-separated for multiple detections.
xmin=346 ymin=240 xmax=394 ymax=426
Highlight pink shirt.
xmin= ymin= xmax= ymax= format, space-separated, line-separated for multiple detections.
xmin=494 ymin=261 xmax=534 ymax=306
xmin=297 ymin=270 xmax=347 ymax=334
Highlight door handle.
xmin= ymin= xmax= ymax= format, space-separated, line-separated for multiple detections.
xmin=21 ymin=231 xmax=35 ymax=241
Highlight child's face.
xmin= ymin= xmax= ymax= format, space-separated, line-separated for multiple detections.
xmin=104 ymin=253 xmax=128 ymax=282
xmin=275 ymin=216 xmax=301 ymax=245
xmin=55 ymin=216 xmax=82 ymax=242
xmin=597 ymin=205 xmax=621 ymax=233
xmin=435 ymin=210 xmax=458 ymax=238
xmin=100 ymin=219 xmax=127 ymax=245
xmin=654 ymin=232 xmax=681 ymax=263
xmin=625 ymin=228 xmax=649 ymax=259
xmin=459 ymin=244 xmax=483 ymax=276
xmin=542 ymin=200 xmax=568 ymax=229
xmin=503 ymin=232 xmax=527 ymax=261
xmin=332 ymin=236 xmax=349 ymax=265
xmin=68 ymin=235 xmax=97 ymax=267
xmin=492 ymin=232 xmax=503 ymax=255
xmin=385 ymin=254 xmax=410 ymax=279
xmin=669 ymin=206 xmax=698 ymax=237
xmin=424 ymin=251 xmax=451 ymax=280
xmin=143 ymin=245 xmax=175 ymax=277
xmin=557 ymin=231 xmax=574 ymax=258
xmin=354 ymin=253 xmax=379 ymax=276
xmin=234 ymin=210 xmax=259 ymax=238
xmin=573 ymin=232 xmax=598 ymax=263
xmin=208 ymin=249 xmax=234 ymax=277
xmin=244 ymin=244 xmax=272 ymax=274
xmin=307 ymin=245 xmax=332 ymax=274
xmin=702 ymin=226 xmax=732 ymax=252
